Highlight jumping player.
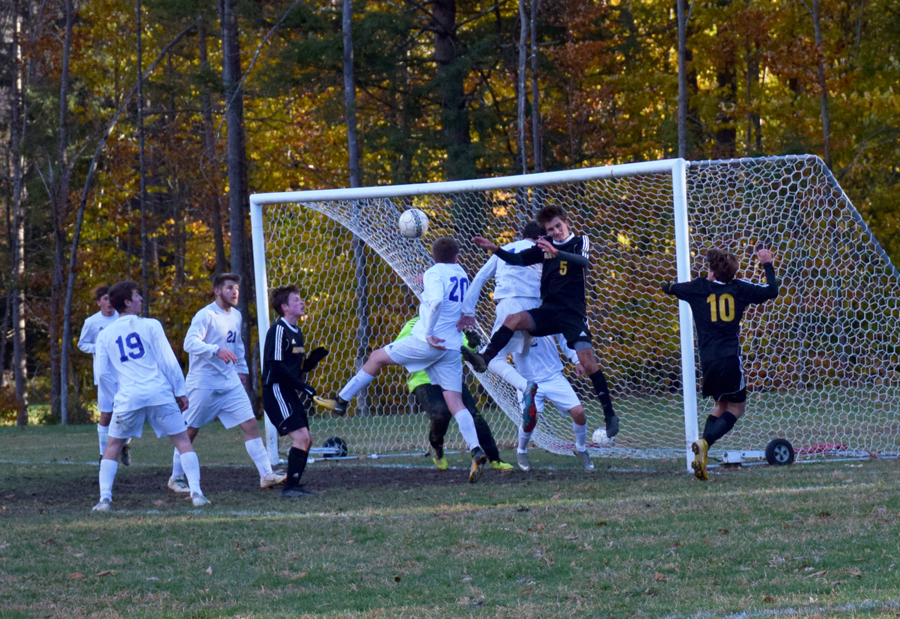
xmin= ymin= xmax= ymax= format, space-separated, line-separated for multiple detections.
xmin=466 ymin=204 xmax=620 ymax=440
xmin=78 ymin=286 xmax=128 ymax=464
xmin=167 ymin=273 xmax=286 ymax=494
xmin=261 ymin=286 xmax=329 ymax=498
xmin=661 ymin=248 xmax=779 ymax=480
xmin=315 ymin=237 xmax=491 ymax=483
xmin=93 ymin=281 xmax=208 ymax=511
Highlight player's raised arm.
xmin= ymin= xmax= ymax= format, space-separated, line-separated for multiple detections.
xmin=743 ymin=247 xmax=779 ymax=302
xmin=461 ymin=254 xmax=499 ymax=318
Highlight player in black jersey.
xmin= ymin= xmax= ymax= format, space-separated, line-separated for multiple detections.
xmin=662 ymin=247 xmax=779 ymax=480
xmin=262 ymin=285 xmax=328 ymax=497
xmin=465 ymin=204 xmax=620 ymax=439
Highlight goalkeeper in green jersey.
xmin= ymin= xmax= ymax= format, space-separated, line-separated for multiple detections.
xmin=396 ymin=317 xmax=513 ymax=471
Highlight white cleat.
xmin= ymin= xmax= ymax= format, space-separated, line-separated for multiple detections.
xmin=92 ymin=499 xmax=111 ymax=513
xmin=191 ymin=492 xmax=210 ymax=507
xmin=260 ymin=471 xmax=288 ymax=488
xmin=573 ymin=448 xmax=595 ymax=471
xmin=516 ymin=451 xmax=532 ymax=472
xmin=167 ymin=476 xmax=191 ymax=493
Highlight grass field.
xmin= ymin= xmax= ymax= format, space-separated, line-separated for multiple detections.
xmin=1 ymin=422 xmax=899 ymax=618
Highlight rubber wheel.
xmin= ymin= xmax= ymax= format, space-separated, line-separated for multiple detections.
xmin=765 ymin=438 xmax=795 ymax=465
xmin=322 ymin=436 xmax=348 ymax=458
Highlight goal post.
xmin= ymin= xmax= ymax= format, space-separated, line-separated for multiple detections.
xmin=250 ymin=155 xmax=900 ymax=471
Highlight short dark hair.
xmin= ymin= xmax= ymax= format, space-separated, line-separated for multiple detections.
xmin=270 ymin=285 xmax=300 ymax=317
xmin=95 ymin=286 xmax=110 ymax=301
xmin=213 ymin=272 xmax=241 ymax=290
xmin=521 ymin=221 xmax=544 ymax=240
xmin=432 ymin=237 xmax=460 ymax=263
xmin=707 ymin=249 xmax=739 ymax=283
xmin=108 ymin=281 xmax=140 ymax=313
xmin=536 ymin=204 xmax=567 ymax=226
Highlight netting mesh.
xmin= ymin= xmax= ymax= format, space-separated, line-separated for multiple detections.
xmin=257 ymin=156 xmax=900 ymax=461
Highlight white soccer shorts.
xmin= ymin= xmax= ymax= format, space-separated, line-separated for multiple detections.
xmin=183 ymin=383 xmax=255 ymax=429
xmin=109 ymin=401 xmax=188 ymax=439
xmin=520 ymin=373 xmax=581 ymax=417
xmin=384 ymin=337 xmax=463 ymax=392
xmin=493 ymin=296 xmax=541 ymax=356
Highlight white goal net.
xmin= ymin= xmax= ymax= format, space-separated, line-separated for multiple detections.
xmin=251 ymin=155 xmax=900 ymax=467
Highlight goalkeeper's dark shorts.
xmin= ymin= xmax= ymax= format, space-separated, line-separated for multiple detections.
xmin=701 ymin=356 xmax=747 ymax=403
xmin=263 ymin=383 xmax=308 ymax=435
xmin=528 ymin=303 xmax=592 ymax=349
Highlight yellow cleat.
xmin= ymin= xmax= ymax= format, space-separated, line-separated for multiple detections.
xmin=490 ymin=460 xmax=514 ymax=471
xmin=433 ymin=456 xmax=449 ymax=470
xmin=692 ymin=439 xmax=709 ymax=480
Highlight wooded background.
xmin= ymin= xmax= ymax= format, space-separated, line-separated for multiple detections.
xmin=1 ymin=0 xmax=898 ymax=424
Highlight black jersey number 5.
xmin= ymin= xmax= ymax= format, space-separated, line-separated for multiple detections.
xmin=559 ymin=260 xmax=568 ymax=275
xmin=706 ymin=293 xmax=735 ymax=322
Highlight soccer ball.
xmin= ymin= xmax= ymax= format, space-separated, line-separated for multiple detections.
xmin=399 ymin=208 xmax=429 ymax=238
xmin=592 ymin=427 xmax=615 ymax=448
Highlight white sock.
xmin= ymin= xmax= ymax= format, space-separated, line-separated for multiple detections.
xmin=573 ymin=421 xmax=587 ymax=452
xmin=453 ymin=408 xmax=480 ymax=452
xmin=171 ymin=448 xmax=184 ymax=479
xmin=99 ymin=459 xmax=118 ymax=501
xmin=518 ymin=426 xmax=533 ymax=453
xmin=179 ymin=451 xmax=202 ymax=496
xmin=488 ymin=358 xmax=529 ymax=392
xmin=97 ymin=424 xmax=109 ymax=456
xmin=245 ymin=437 xmax=273 ymax=477
xmin=338 ymin=370 xmax=376 ymax=402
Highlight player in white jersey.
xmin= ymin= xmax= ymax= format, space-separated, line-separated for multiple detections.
xmin=511 ymin=334 xmax=594 ymax=472
xmin=92 ymin=281 xmax=208 ymax=512
xmin=166 ymin=273 xmax=286 ymax=494
xmin=315 ymin=237 xmax=491 ymax=483
xmin=77 ymin=286 xmax=127 ymax=463
xmin=460 ymin=222 xmax=544 ymax=423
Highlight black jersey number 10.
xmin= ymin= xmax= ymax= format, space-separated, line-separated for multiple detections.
xmin=706 ymin=293 xmax=735 ymax=322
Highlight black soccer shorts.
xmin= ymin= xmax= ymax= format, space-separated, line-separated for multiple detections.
xmin=263 ymin=384 xmax=309 ymax=435
xmin=528 ymin=304 xmax=593 ymax=348
xmin=701 ymin=356 xmax=747 ymax=403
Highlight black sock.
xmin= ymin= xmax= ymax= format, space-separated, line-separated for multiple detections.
xmin=286 ymin=447 xmax=309 ymax=488
xmin=703 ymin=412 xmax=737 ymax=448
xmin=482 ymin=326 xmax=514 ymax=364
xmin=589 ymin=369 xmax=616 ymax=419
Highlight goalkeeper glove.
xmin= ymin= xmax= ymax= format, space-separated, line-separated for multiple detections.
xmin=302 ymin=347 xmax=329 ymax=372
xmin=463 ymin=331 xmax=482 ymax=350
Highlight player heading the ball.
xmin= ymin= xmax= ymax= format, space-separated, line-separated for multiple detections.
xmin=463 ymin=204 xmax=620 ymax=441
xmin=315 ymin=237 xmax=491 ymax=483
xmin=661 ymin=247 xmax=779 ymax=480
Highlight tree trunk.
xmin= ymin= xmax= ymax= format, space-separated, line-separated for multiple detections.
xmin=529 ymin=0 xmax=542 ymax=174
xmin=342 ymin=0 xmax=370 ymax=416
xmin=676 ymin=0 xmax=688 ymax=159
xmin=11 ymin=2 xmax=29 ymax=425
xmin=433 ymin=0 xmax=474 ymax=181
xmin=811 ymin=0 xmax=832 ymax=169
xmin=198 ymin=17 xmax=228 ymax=274
xmin=517 ymin=0 xmax=527 ymax=175
xmin=137 ymin=0 xmax=150 ymax=315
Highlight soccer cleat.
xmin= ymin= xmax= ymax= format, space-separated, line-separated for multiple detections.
xmin=433 ymin=456 xmax=449 ymax=471
xmin=521 ymin=381 xmax=539 ymax=432
xmin=692 ymin=439 xmax=709 ymax=481
xmin=92 ymin=498 xmax=111 ymax=513
xmin=313 ymin=395 xmax=348 ymax=416
xmin=468 ymin=447 xmax=488 ymax=483
xmin=573 ymin=448 xmax=595 ymax=471
xmin=167 ymin=476 xmax=191 ymax=494
xmin=490 ymin=460 xmax=514 ymax=471
xmin=120 ymin=441 xmax=131 ymax=466
xmin=260 ymin=471 xmax=288 ymax=488
xmin=281 ymin=485 xmax=316 ymax=498
xmin=460 ymin=347 xmax=488 ymax=373
xmin=605 ymin=412 xmax=620 ymax=438
xmin=516 ymin=451 xmax=532 ymax=472
xmin=191 ymin=492 xmax=210 ymax=507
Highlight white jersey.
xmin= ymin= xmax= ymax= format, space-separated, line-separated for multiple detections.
xmin=512 ymin=333 xmax=579 ymax=383
xmin=77 ymin=310 xmax=120 ymax=355
xmin=95 ymin=314 xmax=187 ymax=412
xmin=410 ymin=262 xmax=469 ymax=351
xmin=184 ymin=302 xmax=249 ymax=391
xmin=463 ymin=238 xmax=541 ymax=316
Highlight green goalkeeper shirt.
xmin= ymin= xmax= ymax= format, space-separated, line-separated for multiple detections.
xmin=396 ymin=317 xmax=476 ymax=393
